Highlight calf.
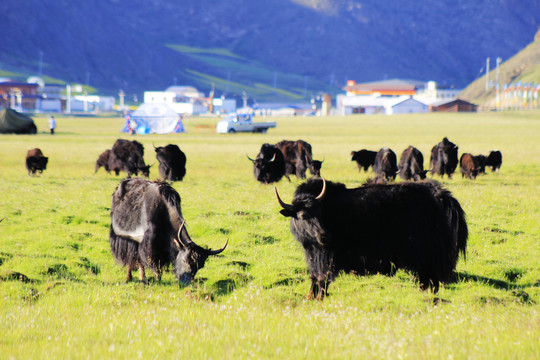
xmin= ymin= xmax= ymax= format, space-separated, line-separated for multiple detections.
xmin=351 ymin=149 xmax=377 ymax=172
xmin=460 ymin=153 xmax=480 ymax=179
xmin=485 ymin=150 xmax=502 ymax=172
xmin=25 ymin=148 xmax=48 ymax=176
xmin=95 ymin=149 xmax=112 ymax=174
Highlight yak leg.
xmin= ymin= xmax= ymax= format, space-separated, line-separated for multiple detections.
xmin=126 ymin=264 xmax=134 ymax=282
xmin=315 ymin=277 xmax=330 ymax=301
xmin=307 ymin=278 xmax=319 ymax=300
xmin=138 ymin=265 xmax=146 ymax=281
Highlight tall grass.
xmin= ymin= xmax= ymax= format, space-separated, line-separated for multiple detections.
xmin=0 ymin=111 xmax=539 ymax=359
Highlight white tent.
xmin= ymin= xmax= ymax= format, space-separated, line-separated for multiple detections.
xmin=125 ymin=103 xmax=185 ymax=134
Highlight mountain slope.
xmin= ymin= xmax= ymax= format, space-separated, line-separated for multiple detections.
xmin=460 ymin=27 xmax=540 ymax=107
xmin=0 ymin=0 xmax=539 ymax=101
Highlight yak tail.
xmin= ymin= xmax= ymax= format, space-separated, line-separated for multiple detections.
xmin=446 ymin=194 xmax=468 ymax=260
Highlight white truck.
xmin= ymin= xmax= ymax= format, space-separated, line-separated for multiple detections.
xmin=216 ymin=113 xmax=276 ymax=134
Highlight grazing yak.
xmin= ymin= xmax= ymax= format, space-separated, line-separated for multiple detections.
xmin=108 ymin=139 xmax=150 ymax=178
xmin=155 ymin=144 xmax=187 ymax=181
xmin=109 ymin=178 xmax=228 ymax=284
xmin=25 ymin=148 xmax=48 ymax=176
xmin=248 ymin=143 xmax=286 ymax=184
xmin=276 ymin=178 xmax=468 ymax=300
xmin=373 ymin=147 xmax=398 ymax=181
xmin=430 ymin=137 xmax=459 ymax=178
xmin=95 ymin=149 xmax=111 ymax=174
xmin=398 ymin=146 xmax=428 ymax=181
xmin=460 ymin=153 xmax=480 ymax=180
xmin=351 ymin=149 xmax=377 ymax=172
xmin=275 ymin=139 xmax=323 ymax=180
xmin=474 ymin=154 xmax=487 ymax=175
xmin=485 ymin=150 xmax=502 ymax=172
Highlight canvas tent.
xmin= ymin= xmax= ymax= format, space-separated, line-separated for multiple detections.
xmin=122 ymin=103 xmax=185 ymax=134
xmin=0 ymin=108 xmax=37 ymax=134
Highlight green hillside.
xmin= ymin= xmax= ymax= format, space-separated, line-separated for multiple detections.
xmin=460 ymin=27 xmax=540 ymax=108
xmin=167 ymin=44 xmax=337 ymax=102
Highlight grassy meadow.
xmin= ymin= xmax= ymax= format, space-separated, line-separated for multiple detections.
xmin=0 ymin=111 xmax=539 ymax=359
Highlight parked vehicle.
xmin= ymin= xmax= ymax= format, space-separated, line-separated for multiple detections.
xmin=216 ymin=113 xmax=276 ymax=134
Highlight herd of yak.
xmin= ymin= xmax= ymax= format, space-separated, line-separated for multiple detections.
xmin=22 ymin=137 xmax=502 ymax=300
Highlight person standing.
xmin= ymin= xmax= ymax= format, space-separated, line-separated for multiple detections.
xmin=48 ymin=116 xmax=56 ymax=135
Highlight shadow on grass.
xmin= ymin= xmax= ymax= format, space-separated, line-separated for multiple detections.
xmin=453 ymin=272 xmax=536 ymax=304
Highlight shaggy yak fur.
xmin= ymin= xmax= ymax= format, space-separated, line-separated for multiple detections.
xmin=249 ymin=143 xmax=286 ymax=184
xmin=109 ymin=178 xmax=227 ymax=284
xmin=95 ymin=149 xmax=111 ymax=174
xmin=154 ymin=144 xmax=187 ymax=181
xmin=274 ymin=139 xmax=322 ymax=179
xmin=485 ymin=150 xmax=502 ymax=172
xmin=398 ymin=146 xmax=428 ymax=181
xmin=108 ymin=139 xmax=151 ymax=178
xmin=373 ymin=147 xmax=398 ymax=181
xmin=276 ymin=178 xmax=468 ymax=300
xmin=25 ymin=148 xmax=48 ymax=176
xmin=430 ymin=137 xmax=459 ymax=178
xmin=351 ymin=149 xmax=377 ymax=172
xmin=459 ymin=153 xmax=480 ymax=180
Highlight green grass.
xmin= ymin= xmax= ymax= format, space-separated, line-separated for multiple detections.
xmin=0 ymin=111 xmax=539 ymax=359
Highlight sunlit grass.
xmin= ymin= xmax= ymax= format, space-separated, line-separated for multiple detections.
xmin=0 ymin=111 xmax=539 ymax=358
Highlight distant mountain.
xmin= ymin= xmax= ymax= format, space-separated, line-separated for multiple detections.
xmin=460 ymin=27 xmax=540 ymax=107
xmin=1 ymin=0 xmax=539 ymax=102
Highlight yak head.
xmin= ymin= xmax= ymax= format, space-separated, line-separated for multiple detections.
xmin=248 ymin=144 xmax=285 ymax=184
xmin=275 ymin=178 xmax=327 ymax=245
xmin=309 ymin=159 xmax=324 ymax=177
xmin=39 ymin=157 xmax=49 ymax=172
xmin=173 ymin=221 xmax=228 ymax=285
xmin=138 ymin=164 xmax=151 ymax=178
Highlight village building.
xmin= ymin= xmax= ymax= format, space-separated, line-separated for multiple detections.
xmin=338 ymin=78 xmax=466 ymax=115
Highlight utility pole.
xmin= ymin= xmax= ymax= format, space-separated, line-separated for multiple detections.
xmin=485 ymin=57 xmax=490 ymax=91
xmin=496 ymin=57 xmax=502 ymax=110
xmin=66 ymin=84 xmax=71 ymax=114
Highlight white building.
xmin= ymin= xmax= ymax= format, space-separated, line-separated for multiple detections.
xmin=143 ymin=86 xmax=208 ymax=114
xmin=337 ymin=95 xmax=428 ymax=115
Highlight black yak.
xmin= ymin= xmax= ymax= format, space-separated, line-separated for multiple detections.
xmin=485 ymin=150 xmax=502 ymax=172
xmin=274 ymin=139 xmax=322 ymax=180
xmin=398 ymin=146 xmax=428 ymax=181
xmin=474 ymin=154 xmax=487 ymax=175
xmin=460 ymin=153 xmax=480 ymax=180
xmin=430 ymin=137 xmax=459 ymax=178
xmin=155 ymin=144 xmax=187 ymax=181
xmin=109 ymin=178 xmax=227 ymax=284
xmin=276 ymin=178 xmax=468 ymax=300
xmin=95 ymin=149 xmax=111 ymax=174
xmin=373 ymin=147 xmax=398 ymax=181
xmin=25 ymin=148 xmax=48 ymax=175
xmin=108 ymin=139 xmax=150 ymax=177
xmin=351 ymin=149 xmax=377 ymax=172
xmin=248 ymin=143 xmax=286 ymax=184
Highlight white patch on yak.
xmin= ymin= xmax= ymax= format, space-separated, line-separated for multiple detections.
xmin=112 ymin=205 xmax=148 ymax=243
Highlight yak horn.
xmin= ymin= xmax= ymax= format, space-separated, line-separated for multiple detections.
xmin=274 ymin=187 xmax=293 ymax=211
xmin=315 ymin=178 xmax=326 ymax=200
xmin=206 ymin=238 xmax=229 ymax=256
xmin=0 ymin=217 xmax=4 ymax=223
xmin=246 ymin=154 xmax=256 ymax=163
xmin=175 ymin=220 xmax=188 ymax=247
xmin=268 ymin=153 xmax=276 ymax=162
